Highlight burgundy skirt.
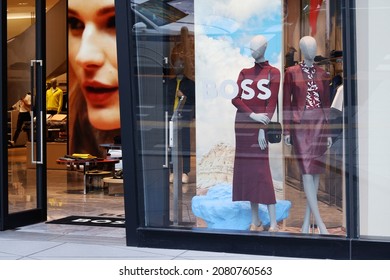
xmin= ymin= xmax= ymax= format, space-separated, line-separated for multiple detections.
xmin=232 ymin=114 xmax=276 ymax=205
xmin=291 ymin=108 xmax=328 ymax=174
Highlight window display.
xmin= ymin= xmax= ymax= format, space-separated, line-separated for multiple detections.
xmin=132 ymin=0 xmax=345 ymax=236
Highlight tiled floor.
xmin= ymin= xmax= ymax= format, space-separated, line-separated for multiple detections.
xmin=0 ymin=224 xmax=299 ymax=260
xmin=3 ymin=146 xmax=344 ymax=259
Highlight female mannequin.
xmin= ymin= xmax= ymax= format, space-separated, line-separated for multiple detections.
xmin=232 ymin=35 xmax=281 ymax=232
xmin=283 ymin=36 xmax=332 ymax=234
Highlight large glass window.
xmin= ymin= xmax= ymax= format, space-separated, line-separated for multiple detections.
xmin=133 ymin=0 xmax=346 ymax=236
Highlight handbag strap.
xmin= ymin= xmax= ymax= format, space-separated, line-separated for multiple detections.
xmin=267 ymin=69 xmax=279 ymax=122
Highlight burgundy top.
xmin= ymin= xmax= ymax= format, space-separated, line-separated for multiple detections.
xmin=232 ymin=61 xmax=281 ymax=125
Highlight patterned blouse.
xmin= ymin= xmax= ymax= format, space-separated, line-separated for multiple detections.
xmin=300 ymin=62 xmax=322 ymax=109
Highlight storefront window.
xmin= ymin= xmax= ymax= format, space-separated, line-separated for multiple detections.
xmin=133 ymin=0 xmax=346 ymax=236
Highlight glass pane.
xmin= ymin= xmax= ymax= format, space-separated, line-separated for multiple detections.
xmin=283 ymin=0 xmax=345 ymax=235
xmin=7 ymin=0 xmax=37 ymax=213
xmin=356 ymin=0 xmax=390 ymax=237
xmin=134 ymin=0 xmax=345 ymax=236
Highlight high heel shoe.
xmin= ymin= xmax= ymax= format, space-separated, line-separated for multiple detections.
xmin=249 ymin=224 xmax=264 ymax=231
xmin=317 ymin=223 xmax=329 ymax=234
xmin=300 ymin=224 xmax=310 ymax=234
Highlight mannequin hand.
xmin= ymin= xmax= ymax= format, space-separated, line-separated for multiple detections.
xmin=176 ymin=89 xmax=184 ymax=97
xmin=284 ymin=135 xmax=291 ymax=146
xmin=258 ymin=129 xmax=267 ymax=150
xmin=249 ymin=113 xmax=270 ymax=124
xmin=327 ymin=137 xmax=332 ymax=148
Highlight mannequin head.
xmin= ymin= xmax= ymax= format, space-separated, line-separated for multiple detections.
xmin=50 ymin=78 xmax=58 ymax=89
xmin=299 ymin=36 xmax=317 ymax=66
xmin=250 ymin=35 xmax=268 ymax=63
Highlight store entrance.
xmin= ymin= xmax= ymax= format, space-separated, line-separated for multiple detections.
xmin=1 ymin=0 xmax=48 ymax=230
xmin=2 ymin=0 xmax=125 ymax=232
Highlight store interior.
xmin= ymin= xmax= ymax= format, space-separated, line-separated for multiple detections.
xmin=6 ymin=0 xmax=127 ymax=233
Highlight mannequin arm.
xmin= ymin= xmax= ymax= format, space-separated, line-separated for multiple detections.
xmin=327 ymin=136 xmax=332 ymax=148
xmin=258 ymin=129 xmax=267 ymax=150
xmin=284 ymin=134 xmax=292 ymax=146
xmin=250 ymin=113 xmax=270 ymax=124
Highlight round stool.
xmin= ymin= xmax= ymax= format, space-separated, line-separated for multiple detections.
xmin=85 ymin=170 xmax=112 ymax=191
xmin=103 ymin=177 xmax=124 ymax=196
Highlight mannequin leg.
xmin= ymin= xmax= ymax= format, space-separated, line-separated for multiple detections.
xmin=302 ymin=174 xmax=328 ymax=234
xmin=301 ymin=175 xmax=319 ymax=233
xmin=301 ymin=204 xmax=311 ymax=233
xmin=267 ymin=204 xmax=279 ymax=232
xmin=249 ymin=202 xmax=263 ymax=231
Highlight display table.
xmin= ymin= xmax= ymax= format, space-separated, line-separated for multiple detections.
xmin=99 ymin=143 xmax=122 ymax=153
xmin=56 ymin=157 xmax=119 ymax=194
xmin=99 ymin=143 xmax=122 ymax=169
xmin=103 ymin=177 xmax=124 ymax=196
xmin=85 ymin=170 xmax=112 ymax=191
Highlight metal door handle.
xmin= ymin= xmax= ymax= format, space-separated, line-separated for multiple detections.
xmin=30 ymin=111 xmax=44 ymax=164
xmin=30 ymin=60 xmax=44 ymax=165
xmin=163 ymin=111 xmax=169 ymax=168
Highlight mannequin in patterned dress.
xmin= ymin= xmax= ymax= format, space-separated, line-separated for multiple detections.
xmin=283 ymin=36 xmax=332 ymax=234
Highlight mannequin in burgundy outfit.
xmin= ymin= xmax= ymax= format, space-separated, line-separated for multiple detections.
xmin=232 ymin=35 xmax=281 ymax=232
xmin=283 ymin=36 xmax=332 ymax=234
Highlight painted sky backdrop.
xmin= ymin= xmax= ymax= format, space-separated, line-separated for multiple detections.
xmin=194 ymin=0 xmax=283 ymax=158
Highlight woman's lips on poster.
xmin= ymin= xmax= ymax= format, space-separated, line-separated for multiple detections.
xmin=83 ymin=81 xmax=118 ymax=106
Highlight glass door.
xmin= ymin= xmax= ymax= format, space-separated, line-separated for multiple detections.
xmin=1 ymin=0 xmax=47 ymax=230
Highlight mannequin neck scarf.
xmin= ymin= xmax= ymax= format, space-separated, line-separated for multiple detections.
xmin=300 ymin=62 xmax=322 ymax=109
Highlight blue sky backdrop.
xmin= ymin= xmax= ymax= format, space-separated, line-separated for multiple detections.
xmin=195 ymin=0 xmax=283 ymax=159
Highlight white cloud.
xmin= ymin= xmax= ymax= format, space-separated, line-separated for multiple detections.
xmin=195 ymin=35 xmax=252 ymax=157
xmin=196 ymin=0 xmax=281 ymax=29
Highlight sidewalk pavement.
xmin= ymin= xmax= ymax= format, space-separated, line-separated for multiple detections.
xmin=0 ymin=226 xmax=298 ymax=260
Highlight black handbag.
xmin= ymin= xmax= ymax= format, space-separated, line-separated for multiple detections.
xmin=267 ymin=121 xmax=282 ymax=143
xmin=266 ymin=70 xmax=282 ymax=143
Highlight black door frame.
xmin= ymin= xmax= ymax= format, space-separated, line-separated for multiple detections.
xmin=0 ymin=0 xmax=47 ymax=230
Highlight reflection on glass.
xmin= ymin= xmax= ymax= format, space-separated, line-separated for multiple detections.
xmin=132 ymin=0 xmax=188 ymax=26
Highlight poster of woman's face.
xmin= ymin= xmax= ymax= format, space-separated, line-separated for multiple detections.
xmin=68 ymin=0 xmax=120 ymax=155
